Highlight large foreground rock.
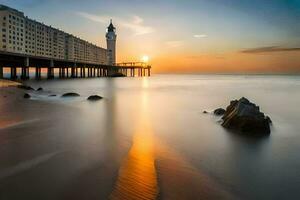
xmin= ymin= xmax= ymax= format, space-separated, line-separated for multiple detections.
xmin=221 ymin=97 xmax=271 ymax=134
xmin=61 ymin=92 xmax=80 ymax=97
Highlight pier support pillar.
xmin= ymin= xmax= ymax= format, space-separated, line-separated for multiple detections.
xmin=0 ymin=66 xmax=3 ymax=79
xmin=35 ymin=67 xmax=41 ymax=79
xmin=71 ymin=67 xmax=76 ymax=78
xmin=21 ymin=67 xmax=30 ymax=79
xmin=59 ymin=68 xmax=62 ymax=78
xmin=10 ymin=67 xmax=17 ymax=79
xmin=47 ymin=68 xmax=54 ymax=79
xmin=66 ymin=68 xmax=69 ymax=78
xmin=148 ymin=68 xmax=151 ymax=76
xmin=62 ymin=68 xmax=65 ymax=78
xmin=21 ymin=57 xmax=30 ymax=79
xmin=47 ymin=60 xmax=54 ymax=79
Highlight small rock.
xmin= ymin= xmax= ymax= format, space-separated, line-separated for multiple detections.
xmin=61 ymin=93 xmax=80 ymax=97
xmin=203 ymin=111 xmax=208 ymax=114
xmin=87 ymin=95 xmax=103 ymax=101
xmin=37 ymin=87 xmax=43 ymax=91
xmin=24 ymin=93 xmax=31 ymax=99
xmin=49 ymin=94 xmax=57 ymax=97
xmin=17 ymin=85 xmax=34 ymax=90
xmin=214 ymin=108 xmax=225 ymax=116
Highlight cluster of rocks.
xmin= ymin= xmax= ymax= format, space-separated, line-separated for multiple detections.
xmin=18 ymin=84 xmax=103 ymax=101
xmin=205 ymin=97 xmax=272 ymax=135
xmin=61 ymin=93 xmax=103 ymax=101
xmin=18 ymin=85 xmax=43 ymax=99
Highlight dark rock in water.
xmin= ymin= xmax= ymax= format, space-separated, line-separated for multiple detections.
xmin=109 ymin=72 xmax=126 ymax=77
xmin=37 ymin=87 xmax=43 ymax=91
xmin=214 ymin=108 xmax=225 ymax=116
xmin=87 ymin=95 xmax=103 ymax=101
xmin=24 ymin=93 xmax=31 ymax=99
xmin=61 ymin=93 xmax=80 ymax=97
xmin=221 ymin=97 xmax=271 ymax=134
xmin=17 ymin=85 xmax=34 ymax=90
xmin=203 ymin=111 xmax=208 ymax=114
xmin=49 ymin=94 xmax=57 ymax=97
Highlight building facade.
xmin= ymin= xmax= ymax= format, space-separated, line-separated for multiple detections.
xmin=0 ymin=4 xmax=107 ymax=65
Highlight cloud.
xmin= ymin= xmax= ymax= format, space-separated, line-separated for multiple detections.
xmin=165 ymin=40 xmax=184 ymax=48
xmin=76 ymin=12 xmax=154 ymax=36
xmin=76 ymin=12 xmax=108 ymax=23
xmin=241 ymin=46 xmax=300 ymax=54
xmin=193 ymin=34 xmax=207 ymax=38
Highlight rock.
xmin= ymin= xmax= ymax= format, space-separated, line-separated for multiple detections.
xmin=17 ymin=85 xmax=34 ymax=90
xmin=24 ymin=93 xmax=31 ymax=99
xmin=37 ymin=87 xmax=43 ymax=91
xmin=203 ymin=111 xmax=208 ymax=114
xmin=49 ymin=94 xmax=57 ymax=97
xmin=87 ymin=95 xmax=103 ymax=101
xmin=221 ymin=97 xmax=271 ymax=135
xmin=61 ymin=92 xmax=80 ymax=97
xmin=214 ymin=108 xmax=225 ymax=116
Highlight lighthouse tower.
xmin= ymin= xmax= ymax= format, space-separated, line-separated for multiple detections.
xmin=106 ymin=20 xmax=117 ymax=65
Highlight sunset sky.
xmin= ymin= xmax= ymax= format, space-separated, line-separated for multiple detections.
xmin=3 ymin=0 xmax=300 ymax=73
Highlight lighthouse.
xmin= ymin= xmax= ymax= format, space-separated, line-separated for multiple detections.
xmin=106 ymin=20 xmax=117 ymax=65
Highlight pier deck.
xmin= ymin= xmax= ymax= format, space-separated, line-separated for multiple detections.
xmin=0 ymin=51 xmax=151 ymax=79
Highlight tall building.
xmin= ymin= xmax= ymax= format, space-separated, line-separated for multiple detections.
xmin=106 ymin=20 xmax=117 ymax=65
xmin=0 ymin=4 xmax=107 ymax=65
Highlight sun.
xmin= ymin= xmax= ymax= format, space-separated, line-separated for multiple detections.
xmin=142 ymin=55 xmax=149 ymax=63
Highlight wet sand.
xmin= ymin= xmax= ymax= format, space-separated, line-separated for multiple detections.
xmin=0 ymin=79 xmax=231 ymax=199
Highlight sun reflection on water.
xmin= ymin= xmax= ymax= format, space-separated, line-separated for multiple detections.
xmin=110 ymin=79 xmax=158 ymax=200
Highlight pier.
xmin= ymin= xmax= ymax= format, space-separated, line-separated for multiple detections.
xmin=0 ymin=51 xmax=151 ymax=80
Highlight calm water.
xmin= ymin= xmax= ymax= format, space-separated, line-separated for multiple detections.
xmin=0 ymin=75 xmax=300 ymax=199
